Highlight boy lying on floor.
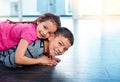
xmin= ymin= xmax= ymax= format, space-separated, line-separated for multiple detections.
xmin=0 ymin=27 xmax=74 ymax=68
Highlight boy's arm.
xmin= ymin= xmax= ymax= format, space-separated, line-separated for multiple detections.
xmin=2 ymin=52 xmax=22 ymax=67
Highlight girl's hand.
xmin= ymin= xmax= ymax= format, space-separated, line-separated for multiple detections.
xmin=38 ymin=55 xmax=58 ymax=66
xmin=52 ymin=57 xmax=61 ymax=63
xmin=47 ymin=56 xmax=61 ymax=66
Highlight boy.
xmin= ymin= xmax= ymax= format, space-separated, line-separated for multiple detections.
xmin=0 ymin=27 xmax=74 ymax=68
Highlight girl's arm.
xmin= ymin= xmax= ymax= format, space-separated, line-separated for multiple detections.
xmin=15 ymin=39 xmax=48 ymax=65
xmin=15 ymin=39 xmax=57 ymax=65
xmin=2 ymin=52 xmax=58 ymax=67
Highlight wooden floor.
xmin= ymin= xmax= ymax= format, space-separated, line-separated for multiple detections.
xmin=0 ymin=18 xmax=120 ymax=82
xmin=0 ymin=47 xmax=120 ymax=82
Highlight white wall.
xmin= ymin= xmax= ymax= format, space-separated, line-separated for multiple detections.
xmin=22 ymin=0 xmax=39 ymax=15
xmin=0 ymin=0 xmax=11 ymax=16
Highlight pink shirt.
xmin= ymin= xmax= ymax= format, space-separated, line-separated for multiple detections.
xmin=0 ymin=21 xmax=38 ymax=51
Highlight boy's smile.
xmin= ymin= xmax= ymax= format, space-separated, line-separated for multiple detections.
xmin=48 ymin=35 xmax=71 ymax=56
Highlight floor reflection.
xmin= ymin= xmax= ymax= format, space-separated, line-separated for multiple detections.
xmin=0 ymin=17 xmax=120 ymax=82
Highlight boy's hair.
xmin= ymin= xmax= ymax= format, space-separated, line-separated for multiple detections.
xmin=7 ymin=13 xmax=61 ymax=28
xmin=54 ymin=27 xmax=74 ymax=46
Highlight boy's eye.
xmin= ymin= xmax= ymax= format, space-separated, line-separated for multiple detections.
xmin=64 ymin=48 xmax=68 ymax=51
xmin=58 ymin=42 xmax=62 ymax=46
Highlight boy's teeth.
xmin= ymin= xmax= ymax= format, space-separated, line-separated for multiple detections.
xmin=54 ymin=50 xmax=58 ymax=55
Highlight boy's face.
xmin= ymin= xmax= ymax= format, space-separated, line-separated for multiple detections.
xmin=48 ymin=35 xmax=71 ymax=57
xmin=36 ymin=20 xmax=57 ymax=39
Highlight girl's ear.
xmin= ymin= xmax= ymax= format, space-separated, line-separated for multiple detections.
xmin=50 ymin=33 xmax=54 ymax=37
xmin=37 ymin=21 xmax=40 ymax=24
xmin=48 ymin=34 xmax=54 ymax=41
xmin=36 ymin=18 xmax=42 ymax=24
xmin=37 ymin=21 xmax=39 ymax=24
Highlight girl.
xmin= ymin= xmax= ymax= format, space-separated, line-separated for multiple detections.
xmin=0 ymin=13 xmax=61 ymax=65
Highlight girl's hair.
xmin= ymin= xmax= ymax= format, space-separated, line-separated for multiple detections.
xmin=54 ymin=27 xmax=74 ymax=46
xmin=7 ymin=13 xmax=61 ymax=27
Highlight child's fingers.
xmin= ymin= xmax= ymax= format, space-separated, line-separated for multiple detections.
xmin=40 ymin=56 xmax=59 ymax=66
xmin=47 ymin=59 xmax=58 ymax=66
xmin=53 ymin=57 xmax=61 ymax=63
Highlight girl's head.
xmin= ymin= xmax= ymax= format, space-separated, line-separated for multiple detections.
xmin=35 ymin=13 xmax=61 ymax=39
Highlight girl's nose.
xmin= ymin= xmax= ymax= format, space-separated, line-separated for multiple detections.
xmin=44 ymin=30 xmax=48 ymax=35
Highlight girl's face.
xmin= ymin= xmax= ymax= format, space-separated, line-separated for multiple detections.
xmin=36 ymin=20 xmax=57 ymax=39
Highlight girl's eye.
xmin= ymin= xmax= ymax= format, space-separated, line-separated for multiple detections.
xmin=44 ymin=26 xmax=48 ymax=30
xmin=49 ymin=32 xmax=52 ymax=34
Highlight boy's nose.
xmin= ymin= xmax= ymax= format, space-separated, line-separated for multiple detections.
xmin=59 ymin=47 xmax=64 ymax=54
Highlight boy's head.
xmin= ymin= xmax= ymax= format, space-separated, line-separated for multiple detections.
xmin=48 ymin=27 xmax=74 ymax=56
